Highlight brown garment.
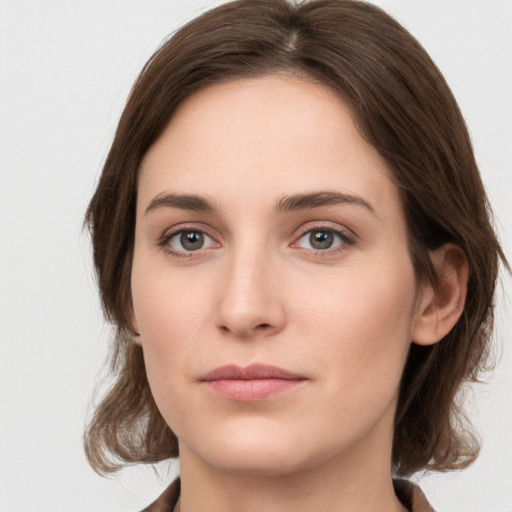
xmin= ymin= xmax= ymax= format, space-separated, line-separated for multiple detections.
xmin=140 ymin=478 xmax=180 ymax=512
xmin=141 ymin=477 xmax=435 ymax=512
xmin=394 ymin=479 xmax=436 ymax=512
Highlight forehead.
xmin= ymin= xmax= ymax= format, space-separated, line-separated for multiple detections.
xmin=138 ymin=75 xmax=401 ymax=220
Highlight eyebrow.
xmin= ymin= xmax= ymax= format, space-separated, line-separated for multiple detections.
xmin=274 ymin=191 xmax=377 ymax=216
xmin=144 ymin=190 xmax=376 ymax=216
xmin=144 ymin=193 xmax=218 ymax=215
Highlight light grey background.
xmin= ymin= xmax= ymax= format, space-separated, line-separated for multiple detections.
xmin=0 ymin=1 xmax=511 ymax=510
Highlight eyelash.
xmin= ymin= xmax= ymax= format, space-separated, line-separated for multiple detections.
xmin=293 ymin=225 xmax=355 ymax=256
xmin=158 ymin=224 xmax=356 ymax=259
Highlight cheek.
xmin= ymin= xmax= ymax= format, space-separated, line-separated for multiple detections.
xmin=293 ymin=253 xmax=417 ymax=386
xmin=280 ymin=256 xmax=418 ymax=448
xmin=132 ymin=272 xmax=207 ymax=361
xmin=131 ymin=273 xmax=204 ymax=436
xmin=131 ymin=242 xmax=211 ymax=337
xmin=131 ymin=261 xmax=219 ymax=407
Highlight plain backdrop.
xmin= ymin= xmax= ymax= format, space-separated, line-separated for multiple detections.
xmin=0 ymin=1 xmax=511 ymax=510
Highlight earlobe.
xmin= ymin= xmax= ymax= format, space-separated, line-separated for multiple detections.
xmin=412 ymin=244 xmax=468 ymax=346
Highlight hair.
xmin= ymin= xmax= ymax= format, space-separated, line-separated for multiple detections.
xmin=84 ymin=0 xmax=508 ymax=477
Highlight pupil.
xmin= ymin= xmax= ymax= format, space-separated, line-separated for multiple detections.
xmin=310 ymin=230 xmax=333 ymax=250
xmin=181 ymin=231 xmax=204 ymax=250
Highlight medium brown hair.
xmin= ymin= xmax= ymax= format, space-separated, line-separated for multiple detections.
xmin=84 ymin=0 xmax=507 ymax=476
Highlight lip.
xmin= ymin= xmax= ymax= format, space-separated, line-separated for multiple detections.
xmin=200 ymin=363 xmax=307 ymax=401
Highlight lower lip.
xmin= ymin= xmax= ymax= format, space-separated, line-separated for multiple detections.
xmin=204 ymin=378 xmax=304 ymax=401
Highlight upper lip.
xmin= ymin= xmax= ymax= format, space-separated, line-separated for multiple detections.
xmin=200 ymin=363 xmax=306 ymax=381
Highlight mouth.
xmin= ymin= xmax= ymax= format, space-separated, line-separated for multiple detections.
xmin=199 ymin=363 xmax=307 ymax=401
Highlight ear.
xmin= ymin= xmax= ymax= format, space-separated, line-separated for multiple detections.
xmin=412 ymin=244 xmax=468 ymax=346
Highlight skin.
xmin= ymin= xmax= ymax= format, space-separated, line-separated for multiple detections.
xmin=131 ymin=75 xmax=467 ymax=512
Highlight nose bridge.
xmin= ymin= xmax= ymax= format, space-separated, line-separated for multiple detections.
xmin=216 ymin=236 xmax=283 ymax=337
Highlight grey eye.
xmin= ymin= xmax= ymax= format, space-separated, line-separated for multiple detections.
xmin=309 ymin=230 xmax=334 ymax=250
xmin=297 ymin=229 xmax=345 ymax=251
xmin=170 ymin=230 xmax=213 ymax=252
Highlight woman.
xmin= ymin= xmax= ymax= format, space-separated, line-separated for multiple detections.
xmin=84 ymin=1 xmax=508 ymax=510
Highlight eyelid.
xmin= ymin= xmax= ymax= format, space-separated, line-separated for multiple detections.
xmin=294 ymin=220 xmax=356 ymax=240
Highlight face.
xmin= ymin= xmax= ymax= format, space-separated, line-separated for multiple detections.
xmin=131 ymin=76 xmax=424 ymax=477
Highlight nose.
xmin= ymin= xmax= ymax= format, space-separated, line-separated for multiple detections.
xmin=215 ymin=245 xmax=285 ymax=339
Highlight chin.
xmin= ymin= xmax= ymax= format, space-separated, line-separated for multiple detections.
xmin=180 ymin=420 xmax=345 ymax=478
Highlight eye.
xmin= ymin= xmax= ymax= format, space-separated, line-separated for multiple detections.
xmin=295 ymin=228 xmax=353 ymax=251
xmin=167 ymin=229 xmax=215 ymax=253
